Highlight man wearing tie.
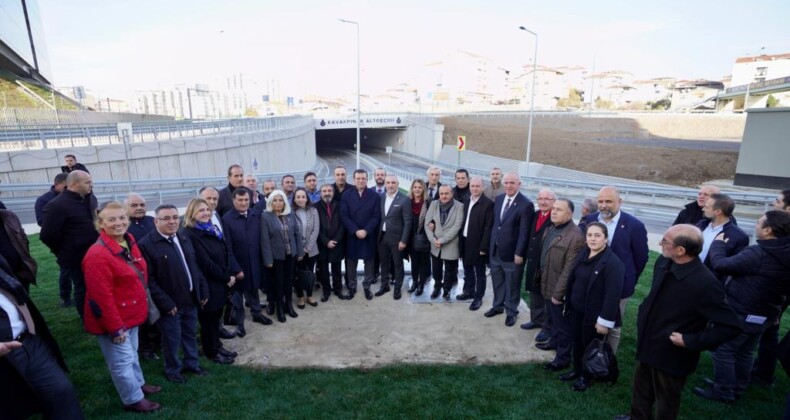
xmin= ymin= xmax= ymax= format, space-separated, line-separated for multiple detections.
xmin=375 ymin=175 xmax=412 ymax=300
xmin=340 ymin=169 xmax=381 ymax=300
xmin=138 ymin=205 xmax=213 ymax=383
xmin=426 ymin=166 xmax=442 ymax=201
xmin=486 ymin=172 xmax=535 ymax=327
xmin=373 ymin=168 xmax=387 ymax=196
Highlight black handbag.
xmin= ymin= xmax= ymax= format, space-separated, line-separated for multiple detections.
xmin=413 ymin=230 xmax=430 ymax=252
xmin=582 ymin=335 xmax=619 ymax=384
xmin=296 ymin=269 xmax=316 ymax=291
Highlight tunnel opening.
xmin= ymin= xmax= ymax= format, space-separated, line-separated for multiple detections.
xmin=315 ymin=127 xmax=406 ymax=156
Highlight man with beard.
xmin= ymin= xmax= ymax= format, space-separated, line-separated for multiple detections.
xmin=483 ymin=167 xmax=504 ymax=201
xmin=315 ymin=184 xmax=345 ymax=301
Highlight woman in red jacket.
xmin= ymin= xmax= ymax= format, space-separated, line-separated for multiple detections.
xmin=83 ymin=201 xmax=162 ymax=413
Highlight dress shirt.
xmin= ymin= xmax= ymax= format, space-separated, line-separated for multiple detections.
xmin=598 ymin=210 xmax=622 ymax=246
xmin=211 ymin=211 xmax=224 ymax=234
xmin=0 ymin=289 xmax=27 ymax=337
xmin=700 ymin=221 xmax=725 ymax=262
xmin=463 ymin=195 xmax=480 ymax=237
xmin=160 ymin=233 xmax=193 ymax=291
xmin=501 ymin=195 xmax=516 ymax=219
xmin=383 ymin=193 xmax=395 ymax=231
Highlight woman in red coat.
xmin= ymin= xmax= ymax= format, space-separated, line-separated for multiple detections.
xmin=83 ymin=201 xmax=162 ymax=413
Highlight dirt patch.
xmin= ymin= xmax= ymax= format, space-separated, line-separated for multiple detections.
xmin=441 ymin=116 xmax=739 ymax=187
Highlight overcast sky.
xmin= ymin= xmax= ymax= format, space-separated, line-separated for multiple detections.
xmin=39 ymin=0 xmax=790 ymax=99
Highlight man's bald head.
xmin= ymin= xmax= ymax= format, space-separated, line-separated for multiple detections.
xmin=597 ymin=186 xmax=622 ymax=221
xmin=124 ymin=193 xmax=147 ymax=218
xmin=66 ymin=170 xmax=92 ymax=196
xmin=697 ymin=185 xmax=720 ymax=207
xmin=661 ymin=224 xmax=704 ymax=262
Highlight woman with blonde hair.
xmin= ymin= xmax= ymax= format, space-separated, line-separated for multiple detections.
xmin=83 ymin=201 xmax=162 ymax=413
xmin=182 ymin=198 xmax=236 ymax=365
xmin=407 ymin=179 xmax=431 ymax=296
xmin=261 ymin=189 xmax=303 ymax=322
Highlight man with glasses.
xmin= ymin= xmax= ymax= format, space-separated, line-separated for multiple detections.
xmin=521 ymin=189 xmax=556 ymax=341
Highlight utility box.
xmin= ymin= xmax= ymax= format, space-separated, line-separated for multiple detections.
xmin=734 ymin=107 xmax=790 ymax=189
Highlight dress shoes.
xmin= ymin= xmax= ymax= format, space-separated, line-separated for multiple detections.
xmin=266 ymin=305 xmax=275 ymax=315
xmin=393 ymin=289 xmax=402 ymax=300
xmin=321 ymin=293 xmax=330 ymax=302
xmin=455 ymin=293 xmax=472 ymax=301
xmin=297 ymin=298 xmax=306 ymax=309
xmin=505 ymin=315 xmax=516 ymax=327
xmin=535 ymin=341 xmax=557 ymax=351
xmin=307 ymin=298 xmax=318 ymax=307
xmin=252 ymin=314 xmax=273 ymax=325
xmin=218 ymin=347 xmax=238 ymax=358
xmin=210 ymin=354 xmax=235 ymax=365
xmin=692 ymin=386 xmax=734 ymax=404
xmin=430 ymin=288 xmax=441 ymax=299
xmin=415 ymin=285 xmax=424 ymax=296
xmin=535 ymin=330 xmax=551 ymax=343
xmin=59 ymin=297 xmax=73 ymax=308
xmin=286 ymin=304 xmax=299 ymax=318
xmin=344 ymin=290 xmax=356 ymax=300
xmin=375 ymin=287 xmax=391 ymax=297
xmin=407 ymin=282 xmax=418 ymax=293
xmin=543 ymin=361 xmax=569 ymax=372
xmin=572 ymin=377 xmax=591 ymax=392
xmin=469 ymin=299 xmax=482 ymax=311
xmin=141 ymin=384 xmax=162 ymax=395
xmin=484 ymin=308 xmax=504 ymax=318
xmin=442 ymin=291 xmax=451 ymax=300
xmin=364 ymin=289 xmax=374 ymax=300
xmin=218 ymin=327 xmax=237 ymax=339
xmin=234 ymin=325 xmax=246 ymax=338
xmin=183 ymin=366 xmax=210 ymax=376
xmin=520 ymin=321 xmax=540 ymax=330
xmin=124 ymin=398 xmax=161 ymax=413
xmin=165 ymin=372 xmax=186 ymax=384
xmin=558 ymin=371 xmax=581 ymax=382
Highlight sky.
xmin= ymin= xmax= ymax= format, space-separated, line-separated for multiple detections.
xmin=37 ymin=0 xmax=790 ymax=100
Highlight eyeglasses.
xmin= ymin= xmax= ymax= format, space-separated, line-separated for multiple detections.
xmin=157 ymin=216 xmax=180 ymax=222
xmin=659 ymin=239 xmax=677 ymax=247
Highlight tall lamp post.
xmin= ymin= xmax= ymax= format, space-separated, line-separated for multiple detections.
xmin=743 ymin=46 xmax=765 ymax=112
xmin=339 ymin=18 xmax=361 ymax=170
xmin=519 ymin=25 xmax=538 ymax=177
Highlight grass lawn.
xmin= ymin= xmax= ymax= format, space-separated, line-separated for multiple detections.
xmin=26 ymin=235 xmax=788 ymax=419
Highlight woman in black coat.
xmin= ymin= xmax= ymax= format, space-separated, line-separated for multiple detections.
xmin=561 ymin=221 xmax=624 ymax=391
xmin=261 ymin=190 xmax=303 ymax=323
xmin=406 ymin=179 xmax=431 ymax=296
xmin=182 ymin=198 xmax=236 ymax=365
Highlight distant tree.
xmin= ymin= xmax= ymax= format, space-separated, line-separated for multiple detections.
xmin=766 ymin=95 xmax=779 ymax=108
xmin=244 ymin=107 xmax=259 ymax=117
xmin=648 ymin=99 xmax=671 ymax=110
xmin=595 ymin=97 xmax=613 ymax=110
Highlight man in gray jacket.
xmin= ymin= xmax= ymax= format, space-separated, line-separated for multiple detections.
xmin=425 ymin=185 xmax=465 ymax=300
xmin=376 ymin=175 xmax=412 ymax=300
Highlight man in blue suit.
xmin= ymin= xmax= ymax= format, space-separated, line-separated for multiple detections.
xmin=340 ymin=169 xmax=381 ymax=300
xmin=486 ymin=172 xmax=535 ymax=327
xmin=580 ymin=186 xmax=649 ymax=353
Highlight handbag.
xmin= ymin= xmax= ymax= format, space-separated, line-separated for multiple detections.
xmin=413 ymin=230 xmax=430 ymax=252
xmin=296 ymin=269 xmax=316 ymax=291
xmin=97 ymin=238 xmax=161 ymax=325
xmin=582 ymin=334 xmax=619 ymax=384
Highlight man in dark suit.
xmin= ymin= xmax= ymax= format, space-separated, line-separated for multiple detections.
xmin=579 ymin=186 xmax=649 ymax=353
xmin=60 ymin=153 xmax=89 ymax=173
xmin=40 ymin=170 xmax=98 ymax=318
xmin=315 ymin=184 xmax=345 ymax=301
xmin=222 ymin=188 xmax=272 ymax=338
xmin=0 ymin=255 xmax=84 ymax=419
xmin=139 ymin=204 xmax=213 ymax=383
xmin=375 ymin=175 xmax=412 ymax=300
xmin=426 ymin=166 xmax=442 ymax=201
xmin=696 ymin=193 xmax=749 ymax=281
xmin=486 ymin=172 xmax=535 ymax=327
xmin=217 ymin=164 xmax=244 ymax=217
xmin=520 ymin=188 xmax=556 ymax=338
xmin=456 ymin=177 xmax=493 ymax=311
xmin=331 ymin=166 xmax=350 ymax=204
xmin=340 ymin=169 xmax=381 ymax=300
xmin=615 ymin=224 xmax=741 ymax=420
xmin=34 ymin=173 xmax=68 ymax=226
xmin=244 ymin=175 xmax=265 ymax=206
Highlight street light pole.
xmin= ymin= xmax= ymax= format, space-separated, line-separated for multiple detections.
xmin=743 ymin=46 xmax=765 ymax=112
xmin=340 ymin=18 xmax=361 ymax=170
xmin=519 ymin=25 xmax=538 ymax=177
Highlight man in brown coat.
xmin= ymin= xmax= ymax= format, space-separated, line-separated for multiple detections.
xmin=537 ymin=198 xmax=585 ymax=371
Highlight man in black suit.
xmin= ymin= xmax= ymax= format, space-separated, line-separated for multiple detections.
xmin=375 ymin=175 xmax=412 ymax=300
xmin=426 ymin=166 xmax=442 ymax=201
xmin=315 ymin=184 xmax=345 ymax=301
xmin=0 ymin=255 xmax=84 ymax=419
xmin=60 ymin=153 xmax=89 ymax=173
xmin=138 ymin=205 xmax=214 ymax=383
xmin=615 ymin=224 xmax=741 ymax=420
xmin=456 ymin=177 xmax=493 ymax=311
xmin=696 ymin=193 xmax=749 ymax=281
xmin=217 ymin=164 xmax=244 ymax=217
xmin=486 ymin=172 xmax=534 ymax=327
xmin=520 ymin=188 xmax=556 ymax=338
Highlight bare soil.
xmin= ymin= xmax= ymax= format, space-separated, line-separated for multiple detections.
xmin=441 ymin=116 xmax=739 ymax=187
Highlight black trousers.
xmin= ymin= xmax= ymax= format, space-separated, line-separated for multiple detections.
xmin=197 ymin=308 xmax=223 ymax=359
xmin=409 ymin=250 xmax=431 ymax=287
xmin=629 ymin=362 xmax=687 ymax=420
xmin=569 ymin=310 xmax=604 ymax=379
xmin=295 ymin=255 xmax=317 ymax=298
xmin=431 ymin=256 xmax=458 ymax=293
xmin=461 ymin=259 xmax=487 ymax=300
xmin=137 ymin=319 xmax=161 ymax=356
xmin=317 ymin=256 xmax=343 ymax=294
xmin=273 ymin=255 xmax=296 ymax=305
xmin=3 ymin=334 xmax=84 ymax=419
xmin=378 ymin=239 xmax=405 ymax=289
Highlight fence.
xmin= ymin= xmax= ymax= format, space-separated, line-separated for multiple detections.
xmin=0 ymin=107 xmax=175 ymax=128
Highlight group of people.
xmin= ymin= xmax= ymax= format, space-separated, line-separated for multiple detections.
xmin=1 ymin=150 xmax=789 ymax=419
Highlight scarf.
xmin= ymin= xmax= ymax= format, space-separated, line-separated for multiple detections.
xmin=439 ymin=199 xmax=455 ymax=225
xmin=195 ymin=220 xmax=223 ymax=240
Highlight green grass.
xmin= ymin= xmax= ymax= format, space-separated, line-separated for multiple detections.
xmin=26 ymin=236 xmax=788 ymax=419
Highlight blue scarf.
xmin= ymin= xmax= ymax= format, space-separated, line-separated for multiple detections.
xmin=195 ymin=220 xmax=223 ymax=240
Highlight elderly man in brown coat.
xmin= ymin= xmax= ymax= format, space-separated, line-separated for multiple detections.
xmin=425 ymin=185 xmax=465 ymax=300
xmin=537 ymin=198 xmax=585 ymax=372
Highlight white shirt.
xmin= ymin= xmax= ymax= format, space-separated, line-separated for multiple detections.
xmin=382 ymin=193 xmax=396 ymax=231
xmin=211 ymin=211 xmax=223 ymax=234
xmin=463 ymin=195 xmax=480 ymax=237
xmin=0 ymin=291 xmax=26 ymax=338
xmin=160 ymin=232 xmax=193 ymax=291
xmin=501 ymin=194 xmax=517 ymax=219
xmin=598 ymin=210 xmax=622 ymax=246
xmin=700 ymin=221 xmax=725 ymax=262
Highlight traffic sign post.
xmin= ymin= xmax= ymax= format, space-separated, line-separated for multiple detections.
xmin=457 ymin=135 xmax=466 ymax=167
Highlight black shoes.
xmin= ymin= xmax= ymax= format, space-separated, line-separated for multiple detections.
xmin=415 ymin=285 xmax=424 ymax=296
xmin=59 ymin=298 xmax=73 ymax=308
xmin=321 ymin=293 xmax=330 ymax=302
xmin=558 ymin=371 xmax=581 ymax=382
xmin=520 ymin=321 xmax=540 ymax=330
xmin=364 ymin=289 xmax=374 ymax=300
xmin=430 ymin=288 xmax=441 ymax=299
xmin=692 ymin=386 xmax=735 ymax=404
xmin=407 ymin=282 xmax=418 ymax=293
xmin=535 ymin=331 xmax=551 ymax=343
xmin=455 ymin=293 xmax=472 ymax=301
xmin=165 ymin=372 xmax=186 ymax=384
xmin=344 ymin=290 xmax=356 ymax=300
xmin=266 ymin=305 xmax=275 ymax=315
xmin=543 ymin=361 xmax=569 ymax=372
xmin=235 ymin=324 xmax=246 ymax=338
xmin=286 ymin=304 xmax=299 ymax=318
xmin=183 ymin=366 xmax=209 ymax=376
xmin=535 ymin=342 xmax=557 ymax=351
xmin=505 ymin=315 xmax=516 ymax=327
xmin=218 ymin=327 xmax=237 ymax=339
xmin=469 ymin=299 xmax=482 ymax=311
xmin=306 ymin=298 xmax=318 ymax=307
xmin=442 ymin=291 xmax=450 ymax=300
xmin=572 ymin=377 xmax=591 ymax=392
xmin=252 ymin=314 xmax=273 ymax=325
xmin=375 ymin=287 xmax=391 ymax=297
xmin=140 ymin=351 xmax=159 ymax=361
xmin=394 ymin=289 xmax=402 ymax=300
xmin=218 ymin=347 xmax=237 ymax=358
xmin=484 ymin=308 xmax=503 ymax=318
xmin=210 ymin=354 xmax=235 ymax=365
